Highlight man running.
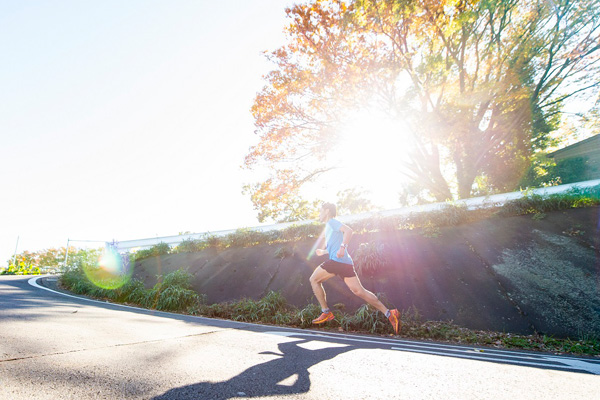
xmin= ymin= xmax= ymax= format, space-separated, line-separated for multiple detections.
xmin=309 ymin=202 xmax=400 ymax=334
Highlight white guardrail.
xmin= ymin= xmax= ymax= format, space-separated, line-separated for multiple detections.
xmin=113 ymin=179 xmax=600 ymax=253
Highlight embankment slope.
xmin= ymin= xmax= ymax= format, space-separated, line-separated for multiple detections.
xmin=133 ymin=207 xmax=600 ymax=338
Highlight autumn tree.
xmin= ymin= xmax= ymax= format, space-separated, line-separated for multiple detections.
xmin=10 ymin=248 xmax=66 ymax=269
xmin=245 ymin=0 xmax=600 ymax=222
xmin=242 ymin=169 xmax=324 ymax=222
xmin=8 ymin=247 xmax=102 ymax=271
xmin=336 ymin=187 xmax=380 ymax=215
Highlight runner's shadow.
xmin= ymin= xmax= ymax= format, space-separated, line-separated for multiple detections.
xmin=153 ymin=338 xmax=353 ymax=399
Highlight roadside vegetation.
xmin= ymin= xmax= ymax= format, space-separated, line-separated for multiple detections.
xmin=58 ymin=267 xmax=599 ymax=357
xmin=9 ymin=185 xmax=599 ymax=271
xmin=0 ymin=262 xmax=42 ymax=275
xmin=9 ymin=187 xmax=600 ymax=356
xmin=3 ymin=246 xmax=101 ymax=276
xmin=133 ymin=184 xmax=600 ymax=261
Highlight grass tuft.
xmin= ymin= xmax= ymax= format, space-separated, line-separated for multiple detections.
xmin=59 ymin=267 xmax=600 ymax=357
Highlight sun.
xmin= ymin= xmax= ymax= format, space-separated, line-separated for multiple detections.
xmin=324 ymin=109 xmax=417 ymax=209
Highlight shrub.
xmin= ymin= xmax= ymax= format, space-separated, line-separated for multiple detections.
xmin=60 ymin=266 xmax=203 ymax=313
xmin=229 ymin=291 xmax=290 ymax=323
xmin=408 ymin=203 xmax=470 ymax=229
xmin=161 ymin=269 xmax=193 ymax=289
xmin=121 ymin=185 xmax=600 ymax=261
xmin=201 ymin=234 xmax=225 ymax=249
xmin=143 ymin=269 xmax=202 ymax=312
xmin=224 ymin=228 xmax=272 ymax=248
xmin=154 ymin=285 xmax=201 ymax=312
xmin=292 ymin=303 xmax=322 ymax=328
xmin=353 ymin=242 xmax=389 ymax=277
xmin=173 ymin=238 xmax=205 ymax=253
xmin=196 ymin=303 xmax=234 ymax=319
xmin=196 ymin=291 xmax=292 ymax=324
xmin=60 ymin=266 xmax=92 ymax=293
xmin=135 ymin=242 xmax=171 ymax=260
xmin=122 ymin=279 xmax=147 ymax=304
xmin=0 ymin=262 xmax=42 ymax=275
xmin=352 ymin=215 xmax=401 ymax=233
xmin=258 ymin=291 xmax=288 ymax=316
xmin=340 ymin=304 xmax=391 ymax=334
xmin=279 ymin=223 xmax=323 ymax=242
xmin=57 ymin=269 xmax=599 ymax=356
xmin=498 ymin=186 xmax=600 ymax=217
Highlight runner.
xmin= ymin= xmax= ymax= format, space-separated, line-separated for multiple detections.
xmin=309 ymin=202 xmax=400 ymax=334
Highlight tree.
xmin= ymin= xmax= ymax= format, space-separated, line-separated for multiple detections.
xmin=242 ymin=169 xmax=322 ymax=222
xmin=577 ymin=92 xmax=600 ymax=137
xmin=245 ymin=0 xmax=600 ymax=221
xmin=519 ymin=153 xmax=595 ymax=188
xmin=10 ymin=249 xmax=64 ymax=269
xmin=8 ymin=247 xmax=102 ymax=272
xmin=336 ymin=187 xmax=379 ymax=215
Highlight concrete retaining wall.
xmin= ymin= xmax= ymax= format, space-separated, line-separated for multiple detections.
xmin=133 ymin=206 xmax=600 ymax=338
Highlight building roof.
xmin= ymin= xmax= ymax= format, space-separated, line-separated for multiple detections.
xmin=548 ymin=134 xmax=600 ymax=160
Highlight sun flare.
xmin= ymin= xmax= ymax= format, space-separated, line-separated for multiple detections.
xmin=324 ymin=110 xmax=416 ymax=209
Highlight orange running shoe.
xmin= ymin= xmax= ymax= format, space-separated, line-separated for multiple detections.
xmin=312 ymin=311 xmax=334 ymax=324
xmin=388 ymin=309 xmax=401 ymax=334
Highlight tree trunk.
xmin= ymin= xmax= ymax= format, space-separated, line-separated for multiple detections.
xmin=454 ymin=131 xmax=480 ymax=199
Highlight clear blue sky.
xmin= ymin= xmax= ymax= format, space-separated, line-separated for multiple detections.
xmin=0 ymin=1 xmax=297 ymax=264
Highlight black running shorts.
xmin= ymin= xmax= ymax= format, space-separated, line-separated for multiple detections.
xmin=320 ymin=259 xmax=357 ymax=278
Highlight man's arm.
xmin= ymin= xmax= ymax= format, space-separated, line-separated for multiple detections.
xmin=336 ymin=223 xmax=353 ymax=258
xmin=315 ymin=248 xmax=328 ymax=256
xmin=315 ymin=228 xmax=328 ymax=256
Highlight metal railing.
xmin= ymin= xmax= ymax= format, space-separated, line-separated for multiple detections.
xmin=112 ymin=178 xmax=600 ymax=253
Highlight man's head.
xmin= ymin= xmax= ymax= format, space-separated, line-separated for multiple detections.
xmin=320 ymin=202 xmax=337 ymax=222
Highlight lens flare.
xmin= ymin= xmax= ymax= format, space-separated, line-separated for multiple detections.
xmin=84 ymin=246 xmax=132 ymax=289
xmin=306 ymin=227 xmax=326 ymax=261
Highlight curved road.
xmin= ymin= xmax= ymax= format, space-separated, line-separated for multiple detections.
xmin=0 ymin=275 xmax=598 ymax=399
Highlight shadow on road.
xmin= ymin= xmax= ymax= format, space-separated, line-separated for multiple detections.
xmin=152 ymin=338 xmax=354 ymax=399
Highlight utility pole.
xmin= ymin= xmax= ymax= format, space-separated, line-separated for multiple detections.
xmin=12 ymin=236 xmax=19 ymax=266
xmin=63 ymin=239 xmax=70 ymax=269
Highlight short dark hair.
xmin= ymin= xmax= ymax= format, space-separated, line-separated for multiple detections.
xmin=321 ymin=202 xmax=337 ymax=217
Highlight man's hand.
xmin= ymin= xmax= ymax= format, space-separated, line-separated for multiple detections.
xmin=336 ymin=247 xmax=345 ymax=258
xmin=315 ymin=249 xmax=328 ymax=256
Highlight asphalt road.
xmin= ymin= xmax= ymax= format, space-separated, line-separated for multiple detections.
xmin=0 ymin=275 xmax=598 ymax=399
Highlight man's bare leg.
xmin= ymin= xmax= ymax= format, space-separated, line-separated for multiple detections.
xmin=343 ymin=276 xmax=388 ymax=314
xmin=309 ymin=266 xmax=335 ymax=311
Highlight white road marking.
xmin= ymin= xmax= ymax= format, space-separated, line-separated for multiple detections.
xmin=391 ymin=346 xmax=600 ymax=375
xmin=29 ymin=277 xmax=599 ymax=375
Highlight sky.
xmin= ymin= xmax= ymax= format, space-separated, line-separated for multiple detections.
xmin=1 ymin=0 xmax=305 ymax=264
xmin=1 ymin=1 xmax=594 ymax=266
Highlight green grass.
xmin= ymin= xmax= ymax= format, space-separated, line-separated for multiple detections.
xmin=340 ymin=304 xmax=392 ymax=334
xmin=61 ymin=267 xmax=204 ymax=313
xmin=497 ymin=186 xmax=600 ymax=217
xmin=134 ymin=242 xmax=171 ymax=260
xmin=57 ymin=188 xmax=600 ymax=355
xmin=58 ymin=269 xmax=599 ymax=357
